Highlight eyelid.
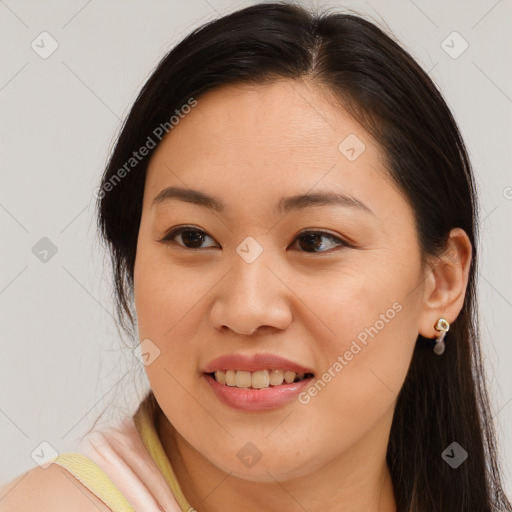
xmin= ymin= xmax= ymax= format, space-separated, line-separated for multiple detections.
xmin=296 ymin=229 xmax=353 ymax=246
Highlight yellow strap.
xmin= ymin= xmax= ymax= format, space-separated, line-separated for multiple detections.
xmin=51 ymin=452 xmax=134 ymax=511
xmin=134 ymin=398 xmax=193 ymax=512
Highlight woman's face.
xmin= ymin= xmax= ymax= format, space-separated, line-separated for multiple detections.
xmin=134 ymin=80 xmax=429 ymax=481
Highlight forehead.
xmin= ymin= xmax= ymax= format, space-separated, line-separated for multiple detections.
xmin=143 ymin=80 xmax=401 ymax=221
xmin=150 ymin=80 xmax=375 ymax=161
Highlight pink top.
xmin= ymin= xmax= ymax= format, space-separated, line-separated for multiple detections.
xmin=50 ymin=393 xmax=193 ymax=511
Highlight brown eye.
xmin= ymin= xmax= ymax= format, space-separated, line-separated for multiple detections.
xmin=161 ymin=227 xmax=219 ymax=249
xmin=292 ymin=231 xmax=349 ymax=253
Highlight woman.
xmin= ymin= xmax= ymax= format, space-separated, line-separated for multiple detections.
xmin=2 ymin=2 xmax=510 ymax=511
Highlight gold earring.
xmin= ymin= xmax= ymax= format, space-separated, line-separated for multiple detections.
xmin=433 ymin=318 xmax=449 ymax=355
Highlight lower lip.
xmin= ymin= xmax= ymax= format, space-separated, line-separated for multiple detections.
xmin=203 ymin=373 xmax=313 ymax=412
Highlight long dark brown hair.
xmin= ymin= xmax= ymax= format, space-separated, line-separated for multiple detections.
xmin=94 ymin=2 xmax=511 ymax=510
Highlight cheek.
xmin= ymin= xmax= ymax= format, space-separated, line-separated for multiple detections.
xmin=297 ymin=310 xmax=417 ymax=465
xmin=302 ymin=248 xmax=421 ymax=358
xmin=133 ymin=245 xmax=211 ymax=339
xmin=134 ymin=254 xmax=213 ymax=437
xmin=132 ymin=248 xmax=210 ymax=400
xmin=296 ymin=255 xmax=422 ymax=449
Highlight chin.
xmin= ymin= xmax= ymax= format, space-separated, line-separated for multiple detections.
xmin=206 ymin=448 xmax=320 ymax=483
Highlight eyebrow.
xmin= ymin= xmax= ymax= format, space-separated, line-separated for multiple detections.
xmin=152 ymin=186 xmax=374 ymax=215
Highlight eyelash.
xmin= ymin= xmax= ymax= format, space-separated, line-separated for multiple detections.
xmin=159 ymin=226 xmax=352 ymax=254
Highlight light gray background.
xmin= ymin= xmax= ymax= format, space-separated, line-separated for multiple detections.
xmin=1 ymin=0 xmax=511 ymax=496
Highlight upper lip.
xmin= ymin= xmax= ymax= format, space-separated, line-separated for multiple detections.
xmin=203 ymin=353 xmax=314 ymax=375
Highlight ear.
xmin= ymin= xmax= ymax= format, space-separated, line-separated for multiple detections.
xmin=418 ymin=228 xmax=473 ymax=338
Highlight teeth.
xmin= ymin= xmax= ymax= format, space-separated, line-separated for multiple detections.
xmin=214 ymin=371 xmax=226 ymax=385
xmin=235 ymin=371 xmax=252 ymax=388
xmin=212 ymin=369 xmax=310 ymax=388
xmin=225 ymin=370 xmax=236 ymax=386
xmin=269 ymin=369 xmax=284 ymax=386
xmin=284 ymin=371 xmax=296 ymax=384
xmin=252 ymin=370 xmax=270 ymax=389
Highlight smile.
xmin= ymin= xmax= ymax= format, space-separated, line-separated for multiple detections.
xmin=202 ymin=353 xmax=315 ymax=411
xmin=210 ymin=369 xmax=313 ymax=389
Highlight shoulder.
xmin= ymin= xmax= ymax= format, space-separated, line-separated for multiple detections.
xmin=0 ymin=463 xmax=111 ymax=512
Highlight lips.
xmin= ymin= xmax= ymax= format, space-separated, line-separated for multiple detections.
xmin=203 ymin=353 xmax=314 ymax=375
xmin=202 ymin=353 xmax=315 ymax=411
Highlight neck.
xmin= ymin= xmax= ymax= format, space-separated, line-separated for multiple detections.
xmin=156 ymin=410 xmax=397 ymax=512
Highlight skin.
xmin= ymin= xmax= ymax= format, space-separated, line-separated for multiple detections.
xmin=133 ymin=79 xmax=472 ymax=512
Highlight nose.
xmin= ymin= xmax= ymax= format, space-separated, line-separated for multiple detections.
xmin=209 ymin=249 xmax=293 ymax=336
